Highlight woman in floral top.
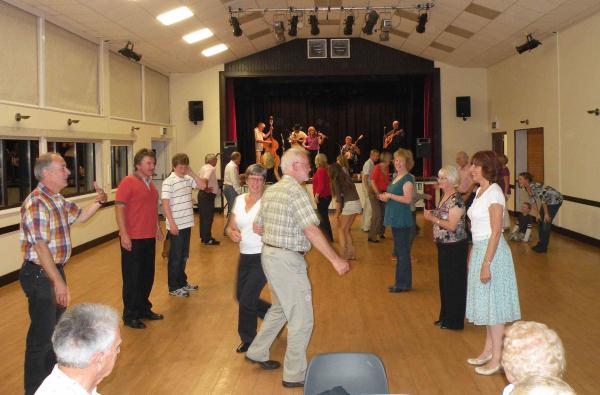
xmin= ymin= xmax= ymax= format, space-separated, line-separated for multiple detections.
xmin=423 ymin=165 xmax=468 ymax=330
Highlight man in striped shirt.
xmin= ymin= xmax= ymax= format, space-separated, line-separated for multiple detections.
xmin=20 ymin=153 xmax=106 ymax=395
xmin=162 ymin=153 xmax=207 ymax=297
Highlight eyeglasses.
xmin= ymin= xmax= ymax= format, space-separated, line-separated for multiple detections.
xmin=437 ymin=177 xmax=448 ymax=180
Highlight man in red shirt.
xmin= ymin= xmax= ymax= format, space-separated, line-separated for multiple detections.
xmin=115 ymin=148 xmax=163 ymax=329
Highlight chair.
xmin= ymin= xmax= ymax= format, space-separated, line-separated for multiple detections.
xmin=304 ymin=352 xmax=389 ymax=395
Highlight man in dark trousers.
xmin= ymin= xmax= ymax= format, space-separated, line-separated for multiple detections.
xmin=198 ymin=153 xmax=220 ymax=245
xmin=115 ymin=148 xmax=164 ymax=329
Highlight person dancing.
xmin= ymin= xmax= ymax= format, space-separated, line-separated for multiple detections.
xmin=312 ymin=153 xmax=334 ymax=242
xmin=226 ymin=164 xmax=272 ymax=353
xmin=328 ymin=162 xmax=361 ymax=260
xmin=465 ymin=151 xmax=520 ymax=375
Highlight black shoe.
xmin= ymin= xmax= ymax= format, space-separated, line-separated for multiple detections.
xmin=368 ymin=238 xmax=379 ymax=243
xmin=282 ymin=381 xmax=304 ymax=388
xmin=532 ymin=245 xmax=547 ymax=253
xmin=140 ymin=311 xmax=164 ymax=320
xmin=236 ymin=342 xmax=251 ymax=353
xmin=245 ymin=356 xmax=281 ymax=370
xmin=379 ymin=234 xmax=386 ymax=239
xmin=388 ymin=286 xmax=410 ymax=293
xmin=433 ymin=320 xmax=442 ymax=327
xmin=203 ymin=238 xmax=220 ymax=245
xmin=124 ymin=318 xmax=146 ymax=329
xmin=440 ymin=325 xmax=464 ymax=330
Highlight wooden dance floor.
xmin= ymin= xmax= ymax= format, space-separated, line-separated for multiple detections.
xmin=0 ymin=214 xmax=598 ymax=394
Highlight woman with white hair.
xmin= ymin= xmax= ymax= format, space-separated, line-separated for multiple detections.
xmin=511 ymin=376 xmax=575 ymax=395
xmin=501 ymin=321 xmax=567 ymax=394
xmin=423 ymin=165 xmax=468 ymax=329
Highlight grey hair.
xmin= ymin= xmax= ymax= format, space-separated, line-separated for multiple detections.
xmin=205 ymin=153 xmax=217 ymax=163
xmin=438 ymin=165 xmax=460 ymax=187
xmin=315 ymin=153 xmax=328 ymax=168
xmin=245 ymin=163 xmax=267 ymax=179
xmin=280 ymin=148 xmax=308 ymax=173
xmin=52 ymin=303 xmax=120 ymax=369
xmin=34 ymin=153 xmax=62 ymax=181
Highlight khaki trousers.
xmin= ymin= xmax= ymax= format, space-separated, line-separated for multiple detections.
xmin=246 ymin=245 xmax=314 ymax=382
xmin=360 ymin=181 xmax=372 ymax=231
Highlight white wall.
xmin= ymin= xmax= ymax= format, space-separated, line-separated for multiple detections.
xmin=436 ymin=62 xmax=489 ymax=168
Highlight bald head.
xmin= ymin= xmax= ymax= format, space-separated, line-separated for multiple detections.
xmin=456 ymin=151 xmax=469 ymax=167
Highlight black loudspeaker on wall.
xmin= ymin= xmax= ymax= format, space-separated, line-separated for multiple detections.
xmin=416 ymin=138 xmax=431 ymax=158
xmin=188 ymin=101 xmax=204 ymax=124
xmin=456 ymin=96 xmax=471 ymax=120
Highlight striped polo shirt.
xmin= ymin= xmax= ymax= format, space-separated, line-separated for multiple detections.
xmin=161 ymin=172 xmax=197 ymax=230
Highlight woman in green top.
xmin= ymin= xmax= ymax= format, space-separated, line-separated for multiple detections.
xmin=379 ymin=149 xmax=415 ymax=293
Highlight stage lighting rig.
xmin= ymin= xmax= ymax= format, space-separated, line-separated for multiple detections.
xmin=118 ymin=41 xmax=142 ymax=62
xmin=343 ymin=14 xmax=355 ymax=36
xmin=274 ymin=21 xmax=285 ymax=42
xmin=516 ymin=34 xmax=541 ymax=54
xmin=288 ymin=14 xmax=299 ymax=36
xmin=362 ymin=10 xmax=379 ymax=35
xmin=230 ymin=15 xmax=243 ymax=37
xmin=309 ymin=14 xmax=319 ymax=35
xmin=416 ymin=12 xmax=428 ymax=33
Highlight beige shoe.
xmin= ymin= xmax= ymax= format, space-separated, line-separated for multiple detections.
xmin=466 ymin=354 xmax=492 ymax=366
xmin=475 ymin=364 xmax=502 ymax=375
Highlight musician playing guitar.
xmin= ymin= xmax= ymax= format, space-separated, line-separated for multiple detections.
xmin=383 ymin=120 xmax=405 ymax=150
xmin=288 ymin=124 xmax=307 ymax=148
xmin=340 ymin=135 xmax=363 ymax=174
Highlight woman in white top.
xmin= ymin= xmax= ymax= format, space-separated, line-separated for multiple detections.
xmin=465 ymin=151 xmax=521 ymax=376
xmin=226 ymin=164 xmax=271 ymax=353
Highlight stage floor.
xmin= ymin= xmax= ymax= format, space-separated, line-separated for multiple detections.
xmin=1 ymin=214 xmax=598 ymax=394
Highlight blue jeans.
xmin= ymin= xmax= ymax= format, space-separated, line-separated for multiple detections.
xmin=537 ymin=202 xmax=561 ymax=250
xmin=223 ymin=185 xmax=239 ymax=221
xmin=20 ymin=261 xmax=66 ymax=395
xmin=167 ymin=227 xmax=191 ymax=291
xmin=392 ymin=227 xmax=412 ymax=289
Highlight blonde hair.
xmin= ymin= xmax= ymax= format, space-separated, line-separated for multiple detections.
xmin=511 ymin=375 xmax=575 ymax=395
xmin=438 ymin=165 xmax=460 ymax=187
xmin=393 ymin=148 xmax=414 ymax=171
xmin=502 ymin=321 xmax=566 ymax=383
xmin=315 ymin=153 xmax=328 ymax=168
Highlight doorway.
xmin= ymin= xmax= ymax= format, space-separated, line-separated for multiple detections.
xmin=492 ymin=131 xmax=507 ymax=156
xmin=151 ymin=140 xmax=169 ymax=215
xmin=514 ymin=128 xmax=544 ymax=211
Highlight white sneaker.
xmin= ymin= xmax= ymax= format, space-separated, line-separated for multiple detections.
xmin=169 ymin=288 xmax=189 ymax=298
xmin=183 ymin=283 xmax=199 ymax=292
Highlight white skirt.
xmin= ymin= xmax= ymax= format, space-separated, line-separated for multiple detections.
xmin=342 ymin=199 xmax=362 ymax=215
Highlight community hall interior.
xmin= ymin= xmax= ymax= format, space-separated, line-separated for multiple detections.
xmin=0 ymin=0 xmax=599 ymax=394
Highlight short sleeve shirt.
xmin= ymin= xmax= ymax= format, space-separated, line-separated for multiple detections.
xmin=161 ymin=172 xmax=196 ymax=230
xmin=362 ymin=159 xmax=375 ymax=178
xmin=199 ymin=164 xmax=219 ymax=193
xmin=255 ymin=175 xmax=319 ymax=252
xmin=254 ymin=128 xmax=265 ymax=151
xmin=233 ymin=194 xmax=263 ymax=254
xmin=467 ymin=183 xmax=505 ymax=241
xmin=115 ymin=174 xmax=158 ymax=239
xmin=529 ymin=182 xmax=563 ymax=205
xmin=433 ymin=193 xmax=467 ymax=244
xmin=383 ymin=173 xmax=414 ymax=228
xmin=20 ymin=183 xmax=81 ymax=265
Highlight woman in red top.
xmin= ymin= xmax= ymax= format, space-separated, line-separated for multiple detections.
xmin=312 ymin=153 xmax=334 ymax=241
xmin=368 ymin=152 xmax=392 ymax=242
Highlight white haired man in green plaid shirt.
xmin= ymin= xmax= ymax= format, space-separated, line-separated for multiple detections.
xmin=246 ymin=148 xmax=350 ymax=388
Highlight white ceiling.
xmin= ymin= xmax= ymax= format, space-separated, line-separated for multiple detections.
xmin=12 ymin=0 xmax=600 ymax=74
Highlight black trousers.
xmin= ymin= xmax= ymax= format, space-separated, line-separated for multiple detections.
xmin=436 ymin=240 xmax=468 ymax=329
xmin=198 ymin=190 xmax=216 ymax=242
xmin=19 ymin=261 xmax=66 ymax=395
xmin=316 ymin=196 xmax=334 ymax=242
xmin=537 ymin=203 xmax=561 ymax=250
xmin=167 ymin=228 xmax=191 ymax=291
xmin=236 ymin=253 xmax=271 ymax=343
xmin=121 ymin=238 xmax=156 ymax=321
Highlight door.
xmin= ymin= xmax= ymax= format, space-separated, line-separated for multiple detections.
xmin=151 ymin=140 xmax=169 ymax=215
xmin=514 ymin=128 xmax=544 ymax=212
xmin=492 ymin=132 xmax=506 ymax=156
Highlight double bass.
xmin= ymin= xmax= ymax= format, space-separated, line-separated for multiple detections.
xmin=262 ymin=134 xmax=280 ymax=169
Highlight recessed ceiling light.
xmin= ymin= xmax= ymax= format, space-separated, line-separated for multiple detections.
xmin=157 ymin=7 xmax=193 ymax=26
xmin=202 ymin=44 xmax=228 ymax=57
xmin=183 ymin=28 xmax=213 ymax=44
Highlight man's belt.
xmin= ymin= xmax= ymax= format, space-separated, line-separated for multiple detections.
xmin=263 ymin=243 xmax=307 ymax=256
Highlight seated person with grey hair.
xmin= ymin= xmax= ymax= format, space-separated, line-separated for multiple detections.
xmin=511 ymin=375 xmax=575 ymax=395
xmin=501 ymin=321 xmax=567 ymax=395
xmin=36 ymin=304 xmax=122 ymax=395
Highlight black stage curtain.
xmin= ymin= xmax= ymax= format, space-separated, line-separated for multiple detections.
xmin=233 ymin=75 xmax=424 ymax=175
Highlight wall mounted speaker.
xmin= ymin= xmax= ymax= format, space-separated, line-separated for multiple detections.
xmin=188 ymin=101 xmax=204 ymax=124
xmin=456 ymin=96 xmax=471 ymax=120
xmin=416 ymin=138 xmax=431 ymax=158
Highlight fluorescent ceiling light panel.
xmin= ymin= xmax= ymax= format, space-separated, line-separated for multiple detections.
xmin=183 ymin=28 xmax=213 ymax=43
xmin=202 ymin=44 xmax=228 ymax=57
xmin=157 ymin=7 xmax=193 ymax=26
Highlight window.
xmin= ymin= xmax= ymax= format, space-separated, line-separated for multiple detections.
xmin=111 ymin=146 xmax=129 ymax=188
xmin=0 ymin=139 xmax=39 ymax=209
xmin=47 ymin=141 xmax=96 ymax=197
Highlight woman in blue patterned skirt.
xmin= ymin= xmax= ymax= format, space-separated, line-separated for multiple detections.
xmin=466 ymin=151 xmax=521 ymax=376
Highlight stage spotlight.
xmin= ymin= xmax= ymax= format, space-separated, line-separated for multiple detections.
xmin=289 ymin=15 xmax=298 ymax=36
xmin=230 ymin=16 xmax=243 ymax=37
xmin=516 ymin=34 xmax=542 ymax=54
xmin=416 ymin=12 xmax=428 ymax=34
xmin=274 ymin=21 xmax=285 ymax=43
xmin=118 ymin=41 xmax=142 ymax=62
xmin=309 ymin=14 xmax=319 ymax=35
xmin=344 ymin=14 xmax=354 ymax=35
xmin=362 ymin=10 xmax=379 ymax=35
